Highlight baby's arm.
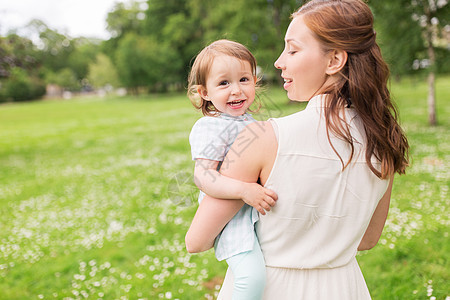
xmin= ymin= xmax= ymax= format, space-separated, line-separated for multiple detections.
xmin=186 ymin=121 xmax=277 ymax=253
xmin=194 ymin=158 xmax=277 ymax=215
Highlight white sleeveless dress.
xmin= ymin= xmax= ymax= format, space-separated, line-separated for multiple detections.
xmin=218 ymin=95 xmax=389 ymax=299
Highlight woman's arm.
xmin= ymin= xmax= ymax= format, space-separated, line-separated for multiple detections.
xmin=193 ymin=158 xmax=277 ymax=215
xmin=185 ymin=121 xmax=277 ymax=253
xmin=358 ymin=177 xmax=394 ymax=251
xmin=185 ymin=196 xmax=244 ymax=253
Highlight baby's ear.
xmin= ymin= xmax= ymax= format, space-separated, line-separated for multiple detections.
xmin=197 ymin=86 xmax=210 ymax=101
xmin=325 ymin=49 xmax=348 ymax=75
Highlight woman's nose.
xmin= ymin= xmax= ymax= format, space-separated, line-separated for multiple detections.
xmin=274 ymin=53 xmax=285 ymax=70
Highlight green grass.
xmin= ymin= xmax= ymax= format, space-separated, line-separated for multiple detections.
xmin=0 ymin=77 xmax=448 ymax=300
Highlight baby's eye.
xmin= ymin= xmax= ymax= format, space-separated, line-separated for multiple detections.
xmin=219 ymin=80 xmax=229 ymax=86
xmin=288 ymin=51 xmax=297 ymax=55
xmin=240 ymin=77 xmax=250 ymax=82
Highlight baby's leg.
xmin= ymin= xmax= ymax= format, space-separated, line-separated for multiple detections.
xmin=225 ymin=235 xmax=266 ymax=300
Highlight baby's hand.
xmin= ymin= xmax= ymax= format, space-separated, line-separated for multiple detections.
xmin=241 ymin=183 xmax=278 ymax=215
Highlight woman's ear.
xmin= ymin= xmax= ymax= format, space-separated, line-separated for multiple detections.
xmin=326 ymin=49 xmax=348 ymax=75
xmin=197 ymin=86 xmax=210 ymax=101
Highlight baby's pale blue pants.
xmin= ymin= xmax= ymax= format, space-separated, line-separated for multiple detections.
xmin=225 ymin=234 xmax=266 ymax=300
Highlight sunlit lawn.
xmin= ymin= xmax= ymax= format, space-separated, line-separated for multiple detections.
xmin=0 ymin=77 xmax=448 ymax=299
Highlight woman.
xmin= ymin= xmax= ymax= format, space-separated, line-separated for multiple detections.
xmin=185 ymin=0 xmax=409 ymax=298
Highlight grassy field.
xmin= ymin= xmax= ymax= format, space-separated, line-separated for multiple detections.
xmin=0 ymin=77 xmax=448 ymax=300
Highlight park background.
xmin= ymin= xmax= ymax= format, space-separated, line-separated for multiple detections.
xmin=0 ymin=0 xmax=449 ymax=299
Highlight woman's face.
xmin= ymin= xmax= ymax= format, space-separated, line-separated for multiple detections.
xmin=274 ymin=16 xmax=332 ymax=102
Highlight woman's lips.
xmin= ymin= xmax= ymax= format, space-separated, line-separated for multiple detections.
xmin=283 ymin=78 xmax=293 ymax=90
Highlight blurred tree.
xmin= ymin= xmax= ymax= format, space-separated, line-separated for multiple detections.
xmin=26 ymin=19 xmax=75 ymax=73
xmin=1 ymin=67 xmax=34 ymax=101
xmin=1 ymin=19 xmax=102 ymax=100
xmin=115 ymin=33 xmax=181 ymax=93
xmin=0 ymin=35 xmax=46 ymax=102
xmin=0 ymin=67 xmax=45 ymax=102
xmin=87 ymin=53 xmax=120 ymax=89
xmin=23 ymin=19 xmax=102 ymax=92
xmin=370 ymin=0 xmax=449 ymax=126
xmin=106 ymin=1 xmax=146 ymax=38
xmin=103 ymin=1 xmax=146 ymax=61
xmin=196 ymin=0 xmax=302 ymax=81
xmin=67 ymin=38 xmax=101 ymax=81
xmin=144 ymin=0 xmax=196 ymax=84
xmin=142 ymin=0 xmax=302 ymax=85
xmin=46 ymin=68 xmax=79 ymax=91
xmin=0 ymin=34 xmax=40 ymax=77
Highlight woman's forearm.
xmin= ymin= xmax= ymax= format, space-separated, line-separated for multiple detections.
xmin=185 ymin=195 xmax=244 ymax=253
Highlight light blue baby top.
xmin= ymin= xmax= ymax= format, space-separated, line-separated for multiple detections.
xmin=189 ymin=112 xmax=259 ymax=261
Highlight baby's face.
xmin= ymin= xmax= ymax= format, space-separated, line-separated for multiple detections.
xmin=200 ymin=55 xmax=256 ymax=116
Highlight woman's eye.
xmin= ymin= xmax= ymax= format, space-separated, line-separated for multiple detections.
xmin=288 ymin=51 xmax=297 ymax=55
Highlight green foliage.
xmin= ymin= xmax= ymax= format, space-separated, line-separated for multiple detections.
xmin=102 ymin=0 xmax=147 ymax=68
xmin=140 ymin=0 xmax=301 ymax=83
xmin=143 ymin=0 xmax=199 ymax=84
xmin=27 ymin=19 xmax=76 ymax=73
xmin=87 ymin=53 xmax=120 ymax=88
xmin=66 ymin=38 xmax=101 ymax=81
xmin=371 ymin=1 xmax=424 ymax=76
xmin=370 ymin=0 xmax=450 ymax=76
xmin=203 ymin=0 xmax=301 ymax=80
xmin=0 ymin=33 xmax=43 ymax=98
xmin=1 ymin=20 xmax=104 ymax=98
xmin=0 ymin=34 xmax=40 ymax=73
xmin=435 ymin=46 xmax=450 ymax=74
xmin=45 ymin=68 xmax=79 ymax=91
xmin=0 ymin=67 xmax=46 ymax=102
xmin=106 ymin=1 xmax=146 ymax=38
xmin=0 ymin=78 xmax=448 ymax=299
xmin=115 ymin=33 xmax=182 ymax=92
xmin=31 ymin=23 xmax=100 ymax=88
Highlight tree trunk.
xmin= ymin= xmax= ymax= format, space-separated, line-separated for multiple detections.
xmin=424 ymin=1 xmax=437 ymax=126
xmin=427 ymin=70 xmax=437 ymax=126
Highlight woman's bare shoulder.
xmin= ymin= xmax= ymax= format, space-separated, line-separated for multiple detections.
xmin=243 ymin=120 xmax=277 ymax=141
xmin=221 ymin=120 xmax=277 ymax=178
xmin=238 ymin=121 xmax=278 ymax=182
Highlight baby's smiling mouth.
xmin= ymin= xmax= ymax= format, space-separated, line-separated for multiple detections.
xmin=228 ymin=100 xmax=245 ymax=107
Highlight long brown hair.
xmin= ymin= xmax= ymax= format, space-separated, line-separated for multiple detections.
xmin=293 ymin=0 xmax=409 ymax=179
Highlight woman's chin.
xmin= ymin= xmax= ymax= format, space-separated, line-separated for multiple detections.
xmin=286 ymin=92 xmax=308 ymax=103
xmin=286 ymin=91 xmax=297 ymax=101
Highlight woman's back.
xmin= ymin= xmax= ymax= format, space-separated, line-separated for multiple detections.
xmin=217 ymin=95 xmax=391 ymax=299
xmin=259 ymin=94 xmax=390 ymax=268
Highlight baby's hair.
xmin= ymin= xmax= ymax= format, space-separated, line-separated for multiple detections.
xmin=187 ymin=39 xmax=259 ymax=116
